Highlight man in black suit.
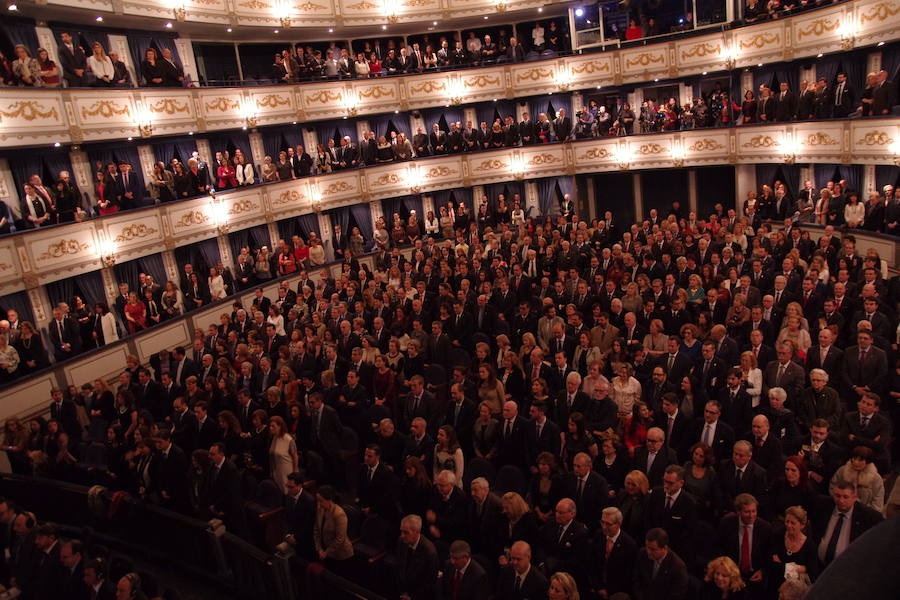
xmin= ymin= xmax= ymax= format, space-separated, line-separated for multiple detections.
xmin=31 ymin=524 xmax=67 ymax=600
xmin=59 ymin=539 xmax=90 ymax=600
xmin=171 ymin=346 xmax=197 ymax=387
xmin=304 ymin=393 xmax=344 ymax=484
xmin=48 ymin=307 xmax=81 ymax=362
xmin=284 ymin=471 xmax=317 ymax=560
xmin=527 ymin=401 xmax=561 ymax=463
xmin=632 ymin=528 xmax=689 ymax=600
xmin=169 ymin=395 xmax=197 ymax=454
xmin=773 ymin=81 xmax=797 ymax=121
xmin=49 ymin=388 xmax=82 ymax=442
xmin=694 ymin=400 xmax=737 ymax=462
xmin=812 ymin=481 xmax=884 ymax=567
xmin=135 ymin=368 xmax=167 ymax=422
xmin=207 ymin=443 xmax=247 ymax=536
xmin=718 ymin=369 xmax=754 ymax=436
xmin=115 ymin=161 xmax=144 ymax=209
xmin=643 ymin=366 xmax=677 ymax=414
xmin=553 ymin=371 xmax=591 ymax=427
xmin=799 ymin=419 xmax=845 ymax=492
xmin=633 ymin=428 xmax=678 ymax=487
xmin=397 ymin=514 xmax=439 ymax=600
xmin=193 ymin=401 xmax=221 ymax=450
xmin=655 ymin=393 xmax=692 ymax=462
xmin=495 ymin=541 xmax=548 ymax=600
xmin=762 ymin=343 xmax=806 ymax=407
xmin=467 ymin=478 xmax=506 ymax=561
xmin=57 ymin=32 xmax=88 ymax=87
xmin=658 ymin=337 xmax=693 ymax=388
xmin=443 ymin=540 xmax=489 ymax=600
xmin=841 ymin=330 xmax=889 ymax=402
xmin=426 ymin=470 xmax=468 ymax=546
xmin=152 ymin=431 xmax=191 ymax=514
xmin=841 ymin=392 xmax=893 ymax=471
xmin=870 ymin=68 xmax=895 ymax=116
xmin=445 ymin=383 xmax=477 ymax=454
xmin=494 ymin=401 xmax=530 ymax=470
xmin=744 ymin=329 xmax=776 ymax=369
xmin=553 ymin=108 xmax=572 ymax=141
xmin=716 ymin=440 xmax=769 ymax=515
xmin=805 ymin=328 xmax=843 ymax=382
xmin=695 ymin=341 xmax=728 ymax=401
xmin=402 ymin=376 xmax=437 ymax=434
xmin=590 ymin=506 xmax=638 ymax=598
xmin=716 ymin=493 xmax=772 ymax=594
xmin=356 ymin=444 xmax=398 ymax=521
xmin=645 ymin=465 xmax=698 ymax=559
xmin=562 ymin=452 xmax=609 ymax=531
xmin=540 ymin=498 xmax=589 ymax=584
xmin=235 ymin=389 xmax=260 ymax=432
xmin=749 ymin=413 xmax=785 ymax=478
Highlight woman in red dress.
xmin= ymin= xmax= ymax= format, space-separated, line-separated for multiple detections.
xmin=216 ymin=157 xmax=238 ymax=190
xmin=123 ymin=292 xmax=147 ymax=334
xmin=95 ymin=171 xmax=119 ymax=215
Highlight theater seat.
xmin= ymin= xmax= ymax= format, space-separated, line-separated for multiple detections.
xmin=245 ymin=479 xmax=286 ymax=551
xmin=494 ymin=465 xmax=527 ymax=496
xmin=464 ymin=457 xmax=496 ymax=490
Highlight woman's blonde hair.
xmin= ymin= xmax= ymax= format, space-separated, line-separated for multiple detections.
xmin=549 ymin=572 xmax=580 ymax=600
xmin=704 ymin=556 xmax=746 ymax=591
xmin=624 ymin=470 xmax=650 ymax=495
xmin=501 ymin=492 xmax=530 ymax=522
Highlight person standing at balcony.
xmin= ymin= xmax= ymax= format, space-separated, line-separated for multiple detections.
xmin=160 ymin=48 xmax=185 ymax=87
xmin=758 ymin=87 xmax=774 ymax=122
xmin=20 ymin=183 xmax=51 ymax=229
xmin=49 ymin=306 xmax=81 ymax=362
xmin=774 ymin=82 xmax=797 ymax=122
xmin=811 ymin=78 xmax=832 ymax=120
xmin=11 ymin=45 xmax=41 ymax=87
xmin=481 ymin=35 xmax=497 ymax=64
xmin=323 ymin=49 xmax=339 ymax=79
xmin=272 ymin=53 xmax=290 ymax=84
xmin=871 ymin=69 xmax=896 ymax=116
xmin=140 ymin=48 xmax=166 ymax=87
xmin=796 ymin=80 xmax=814 ymax=121
xmin=832 ymin=72 xmax=855 ymax=118
xmin=532 ymin=22 xmax=545 ymax=53
xmin=87 ymin=42 xmax=115 ymax=87
xmin=430 ymin=123 xmax=448 ymax=155
xmin=507 ymin=38 xmax=525 ymax=64
xmin=57 ymin=31 xmax=87 ymax=87
xmin=553 ymin=108 xmax=572 ymax=141
xmin=116 ymin=161 xmax=143 ymax=209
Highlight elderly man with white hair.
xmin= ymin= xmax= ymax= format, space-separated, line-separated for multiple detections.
xmin=467 ymin=477 xmax=505 ymax=560
xmin=397 ymin=514 xmax=439 ymax=600
xmin=425 ymin=470 xmax=467 ymax=542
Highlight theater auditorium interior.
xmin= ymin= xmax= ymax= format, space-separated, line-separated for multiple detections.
xmin=0 ymin=0 xmax=898 ymax=599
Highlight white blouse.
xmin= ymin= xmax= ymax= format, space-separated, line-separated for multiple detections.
xmin=87 ymin=55 xmax=115 ymax=80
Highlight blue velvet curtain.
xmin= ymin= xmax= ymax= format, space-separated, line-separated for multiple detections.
xmin=755 ymin=164 xmax=780 ymax=190
xmin=75 ymin=271 xmax=106 ymax=307
xmin=41 ymin=151 xmax=75 ymax=185
xmin=753 ymin=69 xmax=776 ymax=91
xmin=173 ymin=138 xmax=198 ymax=165
xmin=283 ymin=127 xmax=303 ymax=150
xmin=262 ymin=129 xmax=288 ymax=161
xmin=816 ymin=57 xmax=841 ymax=89
xmin=86 ymin=144 xmax=146 ymax=197
xmin=138 ymin=253 xmax=168 ymax=285
xmin=838 ymin=165 xmax=862 ymax=194
xmin=488 ymin=181 xmax=524 ymax=212
xmin=329 ymin=207 xmax=350 ymax=237
xmin=349 ymin=203 xmax=373 ymax=242
xmin=198 ymin=238 xmax=222 ymax=271
xmin=113 ymin=259 xmax=141 ymax=293
xmin=277 ymin=218 xmax=298 ymax=242
xmin=370 ymin=114 xmax=410 ymax=139
xmin=536 ymin=177 xmax=557 ymax=217
xmin=152 ymin=36 xmax=183 ymax=70
xmin=297 ymin=213 xmax=321 ymax=240
xmin=152 ymin=141 xmax=177 ymax=166
xmin=174 ymin=245 xmax=201 ymax=275
xmin=557 ymin=175 xmax=574 ymax=199
xmin=50 ymin=26 xmax=109 ymax=56
xmin=814 ymin=164 xmax=841 ymax=188
xmin=476 ymin=100 xmax=516 ymax=127
xmin=7 ymin=150 xmax=73 ymax=199
xmin=881 ymin=42 xmax=900 ymax=81
xmin=205 ymin=131 xmax=253 ymax=164
xmin=127 ymin=34 xmax=154 ymax=87
xmin=422 ymin=107 xmax=464 ymax=132
xmin=248 ymin=224 xmax=271 ymax=249
xmin=778 ymin=165 xmax=801 ymax=199
xmin=0 ymin=20 xmax=39 ymax=54
xmin=0 ymin=291 xmax=34 ymax=324
xmin=45 ymin=278 xmax=75 ymax=307
xmin=775 ymin=67 xmax=799 ymax=95
xmin=876 ymin=165 xmax=900 ymax=189
xmin=228 ymin=229 xmax=251 ymax=261
xmin=8 ymin=155 xmax=43 ymax=203
xmin=529 ymin=94 xmax=571 ymax=120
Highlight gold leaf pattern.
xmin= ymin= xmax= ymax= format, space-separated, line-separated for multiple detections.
xmin=528 ymin=153 xmax=561 ymax=165
xmin=204 ymin=97 xmax=240 ymax=113
xmin=38 ymin=239 xmax=88 ymax=260
xmin=797 ymin=18 xmax=840 ymax=39
xmin=305 ymin=90 xmax=343 ymax=104
xmin=625 ymin=52 xmax=665 ymax=68
xmin=859 ymin=1 xmax=900 ymax=24
xmin=323 ymin=181 xmax=354 ymax=195
xmin=272 ymin=189 xmax=304 ymax=206
xmin=855 ymin=131 xmax=894 ymax=146
xmin=295 ymin=1 xmax=326 ymax=9
xmin=228 ymin=199 xmax=260 ymax=215
xmin=80 ymin=100 xmax=130 ymax=119
xmin=0 ymin=263 xmax=13 ymax=272
xmin=358 ymin=86 xmax=395 ymax=99
xmin=805 ymin=132 xmax=838 ymax=146
xmin=473 ymin=159 xmax=508 ymax=171
xmin=424 ymin=166 xmax=453 ymax=178
xmin=149 ymin=99 xmax=190 ymax=115
xmin=463 ymin=75 xmax=501 ymax=88
xmin=739 ymin=32 xmax=780 ymax=49
xmin=680 ymin=42 xmax=721 ymax=60
xmin=255 ymin=94 xmax=291 ymax=109
xmin=635 ymin=143 xmax=666 ymax=155
xmin=0 ymin=101 xmax=59 ymax=121
xmin=174 ymin=210 xmax=209 ymax=228
xmin=403 ymin=0 xmax=429 ymax=5
xmin=113 ymin=224 xmax=159 ymax=243
xmin=571 ymin=61 xmax=610 ymax=75
xmin=346 ymin=0 xmax=379 ymax=8
xmin=741 ymin=135 xmax=778 ymax=149
xmin=238 ymin=0 xmax=270 ymax=8
xmin=578 ymin=148 xmax=612 ymax=160
xmin=374 ymin=173 xmax=402 ymax=186
xmin=409 ymin=80 xmax=447 ymax=94
xmin=687 ymin=139 xmax=725 ymax=152
xmin=515 ymin=68 xmax=553 ymax=82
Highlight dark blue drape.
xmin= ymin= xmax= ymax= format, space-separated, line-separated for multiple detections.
xmin=329 ymin=207 xmax=351 ymax=235
xmin=51 ymin=26 xmax=109 ymax=57
xmin=297 ymin=213 xmax=321 ymax=240
xmin=262 ymin=129 xmax=288 ymax=161
xmin=370 ymin=114 xmax=410 ymax=140
xmin=173 ymin=138 xmax=198 ymax=165
xmin=557 ymin=175 xmax=574 ymax=199
xmin=248 ymin=224 xmax=271 ymax=250
xmin=0 ymin=291 xmax=34 ymax=324
xmin=529 ymin=94 xmax=571 ymax=120
xmin=198 ymin=238 xmax=221 ymax=270
xmin=8 ymin=155 xmax=43 ymax=204
xmin=349 ymin=203 xmax=373 ymax=242
xmin=882 ymin=42 xmax=900 ymax=81
xmin=127 ymin=34 xmax=154 ymax=87
xmin=422 ymin=107 xmax=464 ymax=132
xmin=283 ymin=127 xmax=302 ymax=150
xmin=152 ymin=141 xmax=177 ymax=166
xmin=814 ymin=164 xmax=841 ymax=188
xmin=205 ymin=131 xmax=253 ymax=164
xmin=876 ymin=165 xmax=900 ymax=189
xmin=138 ymin=254 xmax=168 ymax=285
xmin=815 ymin=57 xmax=841 ymax=89
xmin=228 ymin=229 xmax=250 ymax=261
xmin=476 ymin=100 xmax=516 ymax=127
xmin=277 ymin=218 xmax=298 ymax=242
xmin=113 ymin=259 xmax=141 ymax=294
xmin=838 ymin=165 xmax=862 ymax=194
xmin=488 ymin=181 xmax=524 ymax=212
xmin=755 ymin=164 xmax=781 ymax=190
xmin=45 ymin=278 xmax=75 ymax=307
xmin=0 ymin=20 xmax=39 ymax=54
xmin=774 ymin=67 xmax=799 ymax=96
xmin=151 ymin=36 xmax=183 ymax=70
xmin=75 ymin=271 xmax=106 ymax=307
xmin=536 ymin=177 xmax=556 ymax=217
xmin=86 ymin=144 xmax=146 ymax=198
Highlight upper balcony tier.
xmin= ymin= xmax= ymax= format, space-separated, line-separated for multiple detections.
xmin=2 ymin=0 xmax=897 ymax=148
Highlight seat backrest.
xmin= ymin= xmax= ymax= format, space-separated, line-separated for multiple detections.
xmin=463 ymin=457 xmax=496 ymax=490
xmin=340 ymin=426 xmax=358 ymax=454
xmin=256 ymin=479 xmax=283 ymax=508
xmin=494 ymin=464 xmax=527 ymax=496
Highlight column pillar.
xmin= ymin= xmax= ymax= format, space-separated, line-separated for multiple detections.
xmin=196 ymin=139 xmax=213 ymax=165
xmin=422 ymin=194 xmax=435 ymax=219
xmin=472 ymin=185 xmax=484 ymax=210
xmin=136 ymin=145 xmax=156 ymax=192
xmin=318 ymin=213 xmax=333 ymax=262
xmin=302 ymin=129 xmax=318 ymax=155
xmin=35 ymin=27 xmax=59 ymax=65
xmin=571 ymin=92 xmax=583 ymax=113
xmin=632 ymin=173 xmax=643 ymax=221
xmin=217 ymin=234 xmax=233 ymax=268
xmin=356 ymin=120 xmax=370 ymax=141
xmin=867 ymin=51 xmax=881 ymax=74
xmin=248 ymin=132 xmax=265 ymax=166
xmin=369 ymin=199 xmax=383 ymax=232
xmin=410 ymin=113 xmax=425 ymax=134
xmin=734 ymin=164 xmax=756 ymax=217
xmin=109 ymin=34 xmax=138 ymax=87
xmin=266 ymin=222 xmax=279 ymax=248
xmin=687 ymin=169 xmax=698 ymax=215
xmin=161 ymin=250 xmax=180 ymax=282
xmin=26 ymin=284 xmax=53 ymax=329
xmin=99 ymin=266 xmax=119 ymax=306
xmin=68 ymin=150 xmax=93 ymax=213
xmin=679 ymin=83 xmax=692 ymax=107
xmin=0 ymin=158 xmax=20 ymax=219
xmin=741 ymin=72 xmax=753 ymax=96
xmin=862 ymin=165 xmax=876 ymax=196
xmin=525 ymin=181 xmax=540 ymax=217
xmin=464 ymin=107 xmax=478 ymax=127
xmin=584 ymin=176 xmax=597 ymax=221
xmin=174 ymin=38 xmax=201 ymax=84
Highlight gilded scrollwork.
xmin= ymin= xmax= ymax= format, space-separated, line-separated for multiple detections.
xmin=515 ymin=68 xmax=553 ymax=82
xmin=174 ymin=210 xmax=209 ymax=228
xmin=295 ymin=1 xmax=326 ymax=9
xmin=80 ymin=100 xmax=130 ymax=120
xmin=473 ymin=159 xmax=508 ymax=171
xmin=797 ymin=18 xmax=840 ymax=39
xmin=687 ymin=139 xmax=725 ymax=152
xmin=578 ymin=148 xmax=612 ymax=160
xmin=346 ymin=0 xmax=379 ymax=8
xmin=741 ymin=135 xmax=778 ymax=149
xmin=305 ymin=90 xmax=343 ymax=104
xmin=272 ymin=189 xmax=304 ymax=206
xmin=38 ymin=239 xmax=89 ymax=260
xmin=680 ymin=42 xmax=721 ymax=60
xmin=238 ymin=0 xmax=270 ymax=8
xmin=571 ymin=61 xmax=610 ymax=75
xmin=409 ymin=81 xmax=446 ymax=94
xmin=358 ymin=86 xmax=395 ymax=99
xmin=636 ymin=143 xmax=666 ymax=155
xmin=463 ymin=75 xmax=501 ymax=88
xmin=323 ymin=181 xmax=354 ymax=195
xmin=228 ymin=199 xmax=260 ymax=215
xmin=374 ymin=173 xmax=402 ymax=186
xmin=0 ymin=101 xmax=59 ymax=121
xmin=859 ymin=1 xmax=900 ymax=24
xmin=805 ymin=132 xmax=838 ymax=146
xmin=855 ymin=131 xmax=894 ymax=146
xmin=204 ymin=97 xmax=240 ymax=113
xmin=149 ymin=99 xmax=190 ymax=115
xmin=113 ymin=224 xmax=159 ymax=243
xmin=738 ymin=32 xmax=780 ymax=49
xmin=255 ymin=94 xmax=291 ymax=109
xmin=424 ymin=166 xmax=454 ymax=178
xmin=528 ymin=153 xmax=561 ymax=165
xmin=625 ymin=53 xmax=665 ymax=68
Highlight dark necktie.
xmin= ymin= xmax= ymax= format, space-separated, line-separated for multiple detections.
xmin=824 ymin=513 xmax=845 ymax=564
xmin=576 ymin=477 xmax=584 ymax=500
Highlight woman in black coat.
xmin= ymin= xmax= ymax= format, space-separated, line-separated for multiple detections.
xmin=140 ymin=48 xmax=167 ymax=86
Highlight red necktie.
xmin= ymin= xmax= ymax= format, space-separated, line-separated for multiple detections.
xmin=605 ymin=537 xmax=614 ymax=558
xmin=740 ymin=525 xmax=752 ymax=572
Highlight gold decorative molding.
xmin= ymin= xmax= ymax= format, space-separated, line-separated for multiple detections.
xmin=322 ymin=181 xmax=353 ymax=195
xmin=473 ymin=159 xmax=508 ymax=171
xmin=346 ymin=0 xmax=379 ymax=8
xmin=80 ymin=100 xmax=130 ymax=119
xmin=149 ymin=98 xmax=190 ymax=115
xmin=635 ymin=143 xmax=666 ymax=155
xmin=680 ymin=42 xmax=721 ymax=60
xmin=305 ymin=90 xmax=343 ymax=104
xmin=741 ymin=135 xmax=779 ymax=149
xmin=238 ymin=0 xmax=270 ymax=8
xmin=174 ymin=210 xmax=210 ymax=228
xmin=295 ymin=0 xmax=326 ymax=9
xmin=687 ymin=138 xmax=725 ymax=152
xmin=859 ymin=1 xmax=900 ymax=24
xmin=797 ymin=18 xmax=840 ymax=39
xmin=358 ymin=86 xmax=395 ymax=100
xmin=578 ymin=148 xmax=612 ymax=160
xmin=0 ymin=101 xmax=59 ymax=121
xmin=739 ymin=32 xmax=780 ymax=49
xmin=424 ymin=166 xmax=453 ymax=178
xmin=272 ymin=189 xmax=304 ymax=206
xmin=228 ymin=198 xmax=260 ymax=215
xmin=409 ymin=81 xmax=446 ymax=94
xmin=463 ymin=75 xmax=501 ymax=88
xmin=805 ymin=132 xmax=838 ymax=146
xmin=571 ymin=61 xmax=610 ymax=75
xmin=515 ymin=68 xmax=553 ymax=82
xmin=855 ymin=131 xmax=894 ymax=146
xmin=528 ymin=153 xmax=561 ymax=165
xmin=625 ymin=52 xmax=665 ymax=68
xmin=0 ymin=262 xmax=13 ymax=272
xmin=113 ymin=224 xmax=159 ymax=243
xmin=204 ymin=97 xmax=240 ymax=113
xmin=403 ymin=0 xmax=429 ymax=5
xmin=374 ymin=173 xmax=402 ymax=186
xmin=38 ymin=239 xmax=89 ymax=260
xmin=255 ymin=94 xmax=291 ymax=109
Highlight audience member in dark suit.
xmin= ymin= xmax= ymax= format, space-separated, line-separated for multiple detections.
xmin=48 ymin=309 xmax=82 ymax=362
xmin=206 ymin=443 xmax=247 ymax=536
xmin=811 ymin=480 xmax=884 ymax=568
xmin=442 ymin=540 xmax=490 ymax=600
xmin=841 ymin=331 xmax=889 ymax=403
xmin=194 ymin=401 xmax=221 ymax=451
xmin=644 ymin=465 xmax=698 ymax=558
xmin=397 ymin=514 xmax=440 ymax=600
xmin=655 ymin=393 xmax=693 ymax=461
xmin=303 ymin=393 xmax=344 ymax=483
xmin=426 ymin=470 xmax=469 ymax=545
xmin=49 ymin=389 xmax=82 ymax=442
xmin=747 ymin=413 xmax=785 ymax=478
xmin=693 ymin=400 xmax=737 ymax=461
xmin=356 ymin=444 xmax=399 ymax=521
xmin=633 ymin=428 xmax=679 ymax=487
xmin=467 ymin=478 xmax=506 ymax=560
xmin=762 ymin=344 xmax=806 ymax=406
xmin=540 ymin=497 xmax=589 ymax=586
xmin=840 ymin=392 xmax=893 ymax=471
xmin=715 ymin=440 xmax=768 ymax=516
xmin=632 ymin=528 xmax=689 ymax=600
xmin=561 ymin=452 xmax=609 ymax=530
xmin=152 ymin=431 xmax=191 ymax=514
xmin=527 ymin=401 xmax=561 ymax=463
xmin=284 ymin=472 xmax=317 ymax=560
xmin=590 ymin=506 xmax=639 ymax=598
xmin=717 ymin=370 xmax=753 ymax=442
xmin=716 ymin=493 xmax=773 ymax=592
xmin=495 ymin=540 xmax=548 ymax=600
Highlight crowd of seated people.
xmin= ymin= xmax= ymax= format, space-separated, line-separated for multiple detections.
xmin=744 ymin=0 xmax=843 ymax=24
xmin=0 ymin=178 xmax=898 ymax=598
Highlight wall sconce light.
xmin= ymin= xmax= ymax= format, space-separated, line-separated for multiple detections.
xmin=838 ymin=17 xmax=858 ymax=50
xmin=239 ymin=99 xmax=258 ymax=129
xmin=209 ymin=197 xmax=230 ymax=234
xmin=171 ymin=1 xmax=186 ymax=21
xmin=510 ymin=155 xmax=526 ymax=180
xmin=613 ymin=147 xmax=633 ymax=170
xmin=342 ymin=91 xmax=359 ymax=117
xmin=447 ymin=80 xmax=464 ymax=105
xmin=889 ymin=140 xmax=900 ymax=166
xmin=723 ymin=44 xmax=739 ymax=70
xmin=671 ymin=144 xmax=685 ymax=168
xmin=310 ymin=190 xmax=323 ymax=212
xmin=555 ymin=70 xmax=572 ymax=92
xmin=98 ymin=238 xmax=117 ymax=267
xmin=496 ymin=0 xmax=508 ymax=12
xmin=272 ymin=0 xmax=291 ymax=27
xmin=135 ymin=105 xmax=153 ymax=137
xmin=779 ymin=135 xmax=798 ymax=164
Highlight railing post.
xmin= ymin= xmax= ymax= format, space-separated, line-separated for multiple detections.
xmin=206 ymin=518 xmax=233 ymax=580
xmin=273 ymin=542 xmax=299 ymax=600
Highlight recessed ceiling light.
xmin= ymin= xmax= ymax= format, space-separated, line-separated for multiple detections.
xmin=433 ymin=21 xmax=437 ymax=25
xmin=382 ymin=24 xmax=387 ymax=29
xmin=757 ymin=63 xmax=763 ymax=67
xmin=483 ymin=15 xmax=489 ymax=20
xmin=575 ymin=7 xmax=584 ymax=17
xmin=8 ymin=3 xmax=18 ymax=11
xmin=292 ymin=121 xmax=297 ymax=124
xmin=394 ymin=110 xmax=398 ymax=113
xmin=226 ymin=27 xmax=233 ymax=32
xmin=95 ymin=16 xmax=103 ymax=21
xmin=596 ymin=85 xmax=601 ymax=89
xmin=877 ymin=41 xmax=884 ymax=46
xmin=817 ymin=53 xmax=823 ymax=58
xmin=165 ymin=22 xmax=173 ymax=28
xmin=538 ymin=7 xmax=543 ymax=12
xmin=273 ymin=29 xmax=279 ymax=33
xmin=328 ymin=28 xmax=333 ymax=33
xmin=188 ymin=131 xmax=194 ymax=135
xmin=493 ymin=98 xmax=497 ymax=102
xmin=53 ymin=142 xmax=60 ymax=147
xmin=654 ymin=78 xmax=658 ymax=82
xmin=127 ymin=136 xmax=133 ymax=141
xmin=702 ymin=71 xmax=707 ymax=75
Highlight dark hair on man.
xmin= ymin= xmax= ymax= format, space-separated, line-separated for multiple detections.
xmin=645 ymin=527 xmax=669 ymax=547
xmin=317 ymin=485 xmax=337 ymax=501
